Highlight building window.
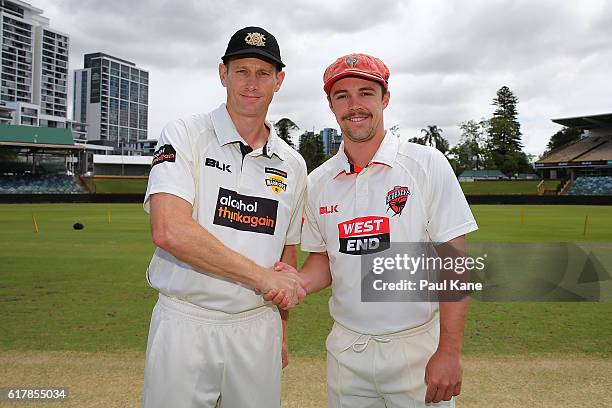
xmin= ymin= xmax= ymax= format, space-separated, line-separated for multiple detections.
xmin=139 ymin=84 xmax=148 ymax=105
xmin=80 ymin=70 xmax=88 ymax=123
xmin=129 ymin=102 xmax=138 ymax=128
xmin=110 ymin=61 xmax=120 ymax=76
xmin=119 ymin=100 xmax=128 ymax=127
xmin=138 ymin=105 xmax=148 ymax=130
xmin=120 ymin=79 xmax=128 ymax=99
xmin=120 ymin=65 xmax=129 ymax=79
xmin=129 ymin=81 xmax=138 ymax=103
xmin=109 ymin=98 xmax=119 ymax=125
xmin=109 ymin=76 xmax=119 ymax=98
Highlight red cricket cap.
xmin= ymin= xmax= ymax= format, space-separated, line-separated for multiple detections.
xmin=323 ymin=53 xmax=390 ymax=95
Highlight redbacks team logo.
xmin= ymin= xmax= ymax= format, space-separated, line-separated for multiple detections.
xmin=151 ymin=144 xmax=176 ymax=167
xmin=386 ymin=186 xmax=410 ymax=216
xmin=213 ymin=187 xmax=278 ymax=235
xmin=338 ymin=216 xmax=390 ymax=255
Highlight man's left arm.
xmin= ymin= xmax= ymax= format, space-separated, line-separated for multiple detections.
xmin=279 ymin=244 xmax=297 ymax=368
xmin=424 ymin=235 xmax=468 ymax=404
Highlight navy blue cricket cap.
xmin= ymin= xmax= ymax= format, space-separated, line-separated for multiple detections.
xmin=222 ymin=26 xmax=285 ymax=69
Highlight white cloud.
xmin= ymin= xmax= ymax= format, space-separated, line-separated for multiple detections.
xmin=33 ymin=0 xmax=612 ymax=156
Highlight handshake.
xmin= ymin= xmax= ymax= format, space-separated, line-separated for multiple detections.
xmin=257 ymin=262 xmax=307 ymax=310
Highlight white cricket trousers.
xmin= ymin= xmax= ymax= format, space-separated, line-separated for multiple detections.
xmin=142 ymin=294 xmax=282 ymax=408
xmin=326 ymin=312 xmax=455 ymax=408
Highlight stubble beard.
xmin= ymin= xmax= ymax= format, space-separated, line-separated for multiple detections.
xmin=340 ymin=112 xmax=380 ymax=143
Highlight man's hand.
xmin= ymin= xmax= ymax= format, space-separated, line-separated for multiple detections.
xmin=424 ymin=349 xmax=463 ymax=404
xmin=257 ymin=263 xmax=305 ymax=309
xmin=263 ymin=262 xmax=307 ymax=310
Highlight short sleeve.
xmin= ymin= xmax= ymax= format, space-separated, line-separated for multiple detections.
xmin=426 ymin=149 xmax=478 ymax=242
xmin=143 ymin=119 xmax=196 ymax=213
xmin=300 ymin=177 xmax=327 ymax=252
xmin=284 ymin=169 xmax=307 ymax=245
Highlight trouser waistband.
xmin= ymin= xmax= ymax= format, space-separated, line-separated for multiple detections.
xmin=335 ymin=312 xmax=439 ymax=353
xmin=158 ymin=293 xmax=276 ymax=325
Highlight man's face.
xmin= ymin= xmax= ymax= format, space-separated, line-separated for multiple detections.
xmin=219 ymin=57 xmax=285 ymax=118
xmin=328 ymin=76 xmax=390 ymax=143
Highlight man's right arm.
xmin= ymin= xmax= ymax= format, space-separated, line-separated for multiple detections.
xmin=299 ymin=252 xmax=332 ymax=294
xmin=150 ymin=192 xmax=304 ymax=299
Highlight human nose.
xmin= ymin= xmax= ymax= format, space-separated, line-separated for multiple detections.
xmin=245 ymin=73 xmax=258 ymax=91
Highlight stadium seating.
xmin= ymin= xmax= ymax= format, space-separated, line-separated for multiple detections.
xmin=567 ymin=176 xmax=612 ymax=195
xmin=0 ymin=174 xmax=85 ymax=194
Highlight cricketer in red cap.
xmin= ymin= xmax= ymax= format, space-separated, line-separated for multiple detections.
xmin=266 ymin=51 xmax=476 ymax=407
xmin=323 ymin=53 xmax=390 ymax=95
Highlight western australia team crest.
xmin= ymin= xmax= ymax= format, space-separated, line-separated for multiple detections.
xmin=386 ymin=186 xmax=410 ymax=216
xmin=266 ymin=175 xmax=287 ymax=194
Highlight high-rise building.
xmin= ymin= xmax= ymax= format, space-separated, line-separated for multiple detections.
xmin=73 ymin=52 xmax=149 ymax=154
xmin=319 ymin=127 xmax=339 ymax=155
xmin=0 ymin=0 xmax=69 ymax=127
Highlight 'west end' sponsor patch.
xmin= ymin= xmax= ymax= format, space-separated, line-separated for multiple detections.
xmin=338 ymin=216 xmax=390 ymax=255
xmin=152 ymin=144 xmax=176 ymax=167
xmin=213 ymin=187 xmax=278 ymax=235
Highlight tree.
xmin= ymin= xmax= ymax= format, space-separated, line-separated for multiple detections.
xmin=389 ymin=124 xmax=401 ymax=138
xmin=486 ymin=86 xmax=529 ymax=175
xmin=545 ymin=127 xmax=583 ymax=152
xmin=453 ymin=119 xmax=486 ymax=171
xmin=298 ymin=132 xmax=325 ymax=173
xmin=273 ymin=118 xmax=298 ymax=148
xmin=420 ymin=125 xmax=450 ymax=155
xmin=408 ymin=136 xmax=426 ymax=145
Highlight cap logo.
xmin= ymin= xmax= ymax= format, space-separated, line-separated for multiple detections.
xmin=345 ymin=56 xmax=358 ymax=67
xmin=245 ymin=32 xmax=266 ymax=47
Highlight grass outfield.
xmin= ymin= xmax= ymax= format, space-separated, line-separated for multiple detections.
xmin=83 ymin=177 xmax=149 ymax=194
xmin=459 ymin=180 xmax=560 ymax=195
xmin=80 ymin=178 xmax=560 ymax=195
xmin=0 ymin=204 xmax=611 ymax=359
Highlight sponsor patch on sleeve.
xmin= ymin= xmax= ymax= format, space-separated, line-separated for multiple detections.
xmin=151 ymin=144 xmax=176 ymax=167
xmin=338 ymin=216 xmax=390 ymax=255
xmin=213 ymin=187 xmax=278 ymax=235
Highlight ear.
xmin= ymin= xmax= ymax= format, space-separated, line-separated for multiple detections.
xmin=219 ymin=63 xmax=228 ymax=88
xmin=274 ymin=70 xmax=285 ymax=92
xmin=327 ymin=95 xmax=334 ymax=113
xmin=382 ymin=90 xmax=390 ymax=109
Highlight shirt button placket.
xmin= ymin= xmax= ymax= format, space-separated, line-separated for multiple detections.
xmin=355 ymin=170 xmax=369 ymax=213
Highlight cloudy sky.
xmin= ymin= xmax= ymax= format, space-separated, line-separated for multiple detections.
xmin=35 ymin=0 xmax=612 ymax=156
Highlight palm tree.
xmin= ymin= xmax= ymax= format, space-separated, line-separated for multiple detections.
xmin=420 ymin=125 xmax=444 ymax=148
xmin=421 ymin=125 xmax=450 ymax=155
xmin=274 ymin=118 xmax=299 ymax=148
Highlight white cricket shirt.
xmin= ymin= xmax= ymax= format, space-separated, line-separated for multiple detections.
xmin=144 ymin=104 xmax=307 ymax=313
xmin=301 ymin=132 xmax=478 ymax=334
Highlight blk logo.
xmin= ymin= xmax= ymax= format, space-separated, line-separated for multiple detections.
xmin=205 ymin=157 xmax=231 ymax=173
xmin=320 ymin=205 xmax=339 ymax=215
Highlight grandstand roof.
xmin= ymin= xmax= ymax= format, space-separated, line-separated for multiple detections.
xmin=0 ymin=124 xmax=82 ymax=150
xmin=536 ymin=135 xmax=612 ymax=168
xmin=552 ymin=113 xmax=612 ymax=130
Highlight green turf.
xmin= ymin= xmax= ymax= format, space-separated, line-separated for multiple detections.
xmin=91 ymin=179 xmax=561 ymax=195
xmin=84 ymin=178 xmax=148 ymax=193
xmin=0 ymin=204 xmax=611 ymax=358
xmin=460 ymin=180 xmax=559 ymax=195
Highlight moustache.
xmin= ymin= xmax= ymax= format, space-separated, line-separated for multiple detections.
xmin=342 ymin=110 xmax=372 ymax=121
